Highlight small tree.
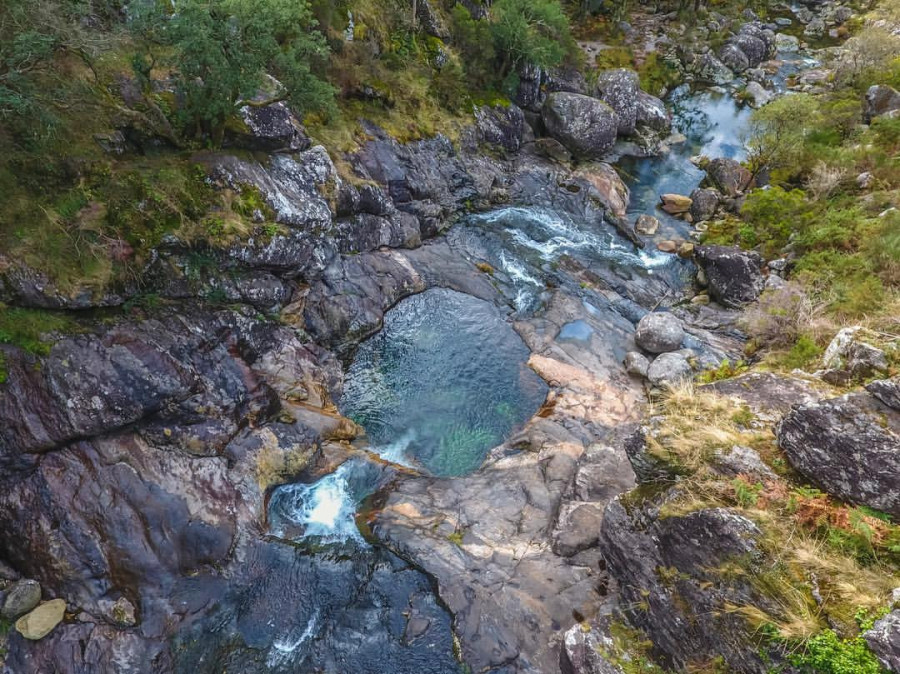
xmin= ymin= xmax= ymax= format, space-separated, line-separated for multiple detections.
xmin=743 ymin=94 xmax=821 ymax=184
xmin=139 ymin=0 xmax=334 ymax=143
xmin=490 ymin=0 xmax=572 ymax=80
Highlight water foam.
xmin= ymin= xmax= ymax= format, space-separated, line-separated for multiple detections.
xmin=276 ymin=463 xmax=363 ymax=544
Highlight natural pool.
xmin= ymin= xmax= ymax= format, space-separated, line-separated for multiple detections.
xmin=340 ymin=287 xmax=548 ymax=477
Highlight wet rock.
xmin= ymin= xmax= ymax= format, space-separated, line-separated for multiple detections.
xmin=703 ymin=157 xmax=752 ymax=196
xmin=864 ymin=609 xmax=900 ymax=672
xmin=689 ymin=187 xmax=719 ymax=221
xmin=16 ymin=599 xmax=66 ymax=640
xmin=574 ymin=163 xmax=630 ymax=217
xmin=474 ymin=103 xmax=527 ymax=153
xmin=2 ymin=579 xmax=42 ymax=621
xmin=647 ymin=351 xmax=693 ymax=387
xmin=635 ymin=91 xmax=671 ymax=133
xmin=777 ymin=388 xmax=900 ymax=517
xmin=635 ymin=312 xmax=685 ymax=354
xmin=595 ymin=68 xmax=640 ymax=135
xmin=657 ymin=240 xmax=678 ymax=253
xmin=865 ymin=85 xmax=900 ymax=122
xmin=542 ymin=92 xmax=618 ymax=159
xmin=229 ymin=102 xmax=311 ymax=152
xmin=660 ymin=193 xmax=692 ymax=214
xmin=867 ymin=376 xmax=900 ymax=410
xmin=678 ymin=242 xmax=694 ymax=258
xmin=624 ymin=351 xmax=650 ymax=377
xmin=600 ymin=501 xmax=770 ymax=671
xmin=694 ymin=245 xmax=765 ymax=308
xmin=635 ymin=213 xmax=660 ymax=235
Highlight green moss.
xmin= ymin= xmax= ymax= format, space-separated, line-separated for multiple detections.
xmin=0 ymin=306 xmax=78 ymax=356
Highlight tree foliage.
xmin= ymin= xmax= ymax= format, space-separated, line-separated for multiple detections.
xmin=134 ymin=0 xmax=334 ymax=140
xmin=491 ymin=0 xmax=572 ymax=77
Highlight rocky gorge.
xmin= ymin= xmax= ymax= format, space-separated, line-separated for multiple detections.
xmin=1 ymin=1 xmax=899 ymax=673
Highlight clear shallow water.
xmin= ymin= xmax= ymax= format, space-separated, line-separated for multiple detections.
xmin=340 ymin=287 xmax=548 ymax=477
xmin=620 ymin=47 xmax=823 ymax=235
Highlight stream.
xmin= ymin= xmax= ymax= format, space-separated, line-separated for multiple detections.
xmin=248 ymin=43 xmax=823 ymax=672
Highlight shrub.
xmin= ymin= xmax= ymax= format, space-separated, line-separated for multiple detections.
xmin=491 ymin=0 xmax=573 ymax=80
xmin=741 ymin=283 xmax=819 ymax=349
xmin=789 ymin=628 xmax=886 ymax=674
xmin=739 ymin=186 xmax=811 ymax=256
xmin=782 ymin=335 xmax=822 ymax=370
xmin=806 ymin=162 xmax=847 ymax=201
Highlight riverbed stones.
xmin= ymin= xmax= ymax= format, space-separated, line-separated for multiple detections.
xmin=776 ymin=384 xmax=900 ymax=517
xmin=660 ymin=193 xmax=692 ymax=214
xmin=694 ymin=244 xmax=764 ymax=307
xmin=635 ymin=213 xmax=660 ymax=235
xmin=634 ymin=312 xmax=685 ymax=354
xmin=2 ymin=579 xmax=42 ymax=621
xmin=542 ymin=92 xmax=618 ymax=158
xmin=15 ymin=599 xmax=66 ymax=640
xmin=647 ymin=351 xmax=693 ymax=387
xmin=595 ymin=68 xmax=640 ymax=135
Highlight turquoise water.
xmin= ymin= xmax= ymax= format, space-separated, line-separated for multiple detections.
xmin=340 ymin=288 xmax=548 ymax=477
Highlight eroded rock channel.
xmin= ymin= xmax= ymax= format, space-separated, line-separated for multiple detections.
xmin=0 ymin=18 xmax=861 ymax=674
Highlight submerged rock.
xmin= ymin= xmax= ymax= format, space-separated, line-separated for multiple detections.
xmin=635 ymin=213 xmax=660 ymax=235
xmin=542 ymin=92 xmax=618 ymax=159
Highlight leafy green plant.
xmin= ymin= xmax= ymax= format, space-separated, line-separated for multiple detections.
xmin=788 ymin=628 xmax=886 ymax=674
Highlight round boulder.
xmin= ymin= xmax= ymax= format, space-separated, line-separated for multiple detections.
xmin=635 ymin=91 xmax=671 ymax=133
xmin=595 ymin=68 xmax=640 ymax=135
xmin=635 ymin=312 xmax=685 ymax=354
xmin=647 ymin=352 xmax=693 ymax=387
xmin=542 ymin=92 xmax=618 ymax=159
xmin=1 ymin=579 xmax=41 ymax=621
